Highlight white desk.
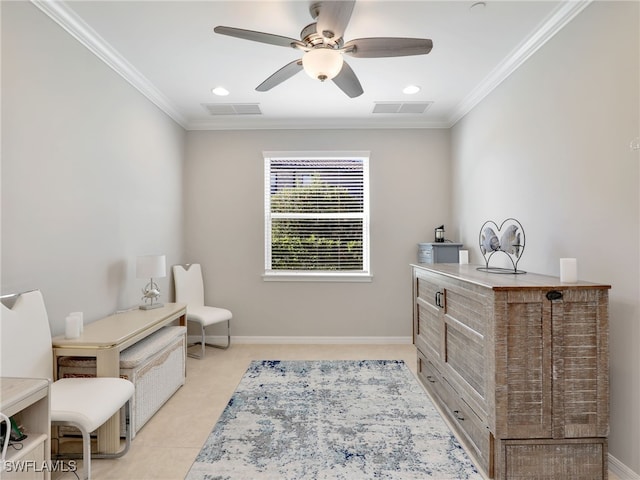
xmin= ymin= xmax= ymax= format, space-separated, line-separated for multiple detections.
xmin=0 ymin=377 xmax=51 ymax=480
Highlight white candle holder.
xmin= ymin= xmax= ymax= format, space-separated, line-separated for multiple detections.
xmin=560 ymin=258 xmax=578 ymax=283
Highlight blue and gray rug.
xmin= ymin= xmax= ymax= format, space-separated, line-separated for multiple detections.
xmin=185 ymin=360 xmax=482 ymax=479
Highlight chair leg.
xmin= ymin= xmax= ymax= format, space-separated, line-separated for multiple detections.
xmin=205 ymin=319 xmax=231 ymax=351
xmin=51 ymin=427 xmax=92 ymax=480
xmin=92 ymin=400 xmax=132 ymax=459
xmin=187 ymin=324 xmax=206 ymax=359
xmin=201 ymin=323 xmax=206 ymax=359
xmin=187 ymin=320 xmax=231 ymax=359
xmin=82 ymin=429 xmax=91 ymax=480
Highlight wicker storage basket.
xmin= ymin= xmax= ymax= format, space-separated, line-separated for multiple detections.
xmin=58 ymin=325 xmax=186 ymax=438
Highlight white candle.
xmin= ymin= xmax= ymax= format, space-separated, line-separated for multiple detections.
xmin=70 ymin=311 xmax=83 ymax=334
xmin=459 ymin=250 xmax=469 ymax=264
xmin=560 ymin=258 xmax=578 ymax=283
xmin=65 ymin=315 xmax=81 ymax=339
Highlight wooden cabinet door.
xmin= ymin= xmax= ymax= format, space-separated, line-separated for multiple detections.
xmin=495 ymin=289 xmax=553 ymax=439
xmin=549 ymin=288 xmax=609 ymax=438
xmin=413 ymin=269 xmax=443 ymax=362
xmin=441 ymin=282 xmax=490 ymax=423
xmin=493 ymin=288 xmax=609 ymax=439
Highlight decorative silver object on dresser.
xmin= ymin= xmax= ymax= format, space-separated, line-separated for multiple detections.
xmin=412 ymin=263 xmax=610 ymax=480
xmin=478 ymin=218 xmax=526 ymax=274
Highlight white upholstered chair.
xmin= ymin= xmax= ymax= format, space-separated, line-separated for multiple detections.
xmin=173 ymin=264 xmax=232 ymax=359
xmin=0 ymin=290 xmax=134 ymax=480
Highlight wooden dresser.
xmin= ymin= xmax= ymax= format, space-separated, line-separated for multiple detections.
xmin=412 ymin=263 xmax=610 ymax=480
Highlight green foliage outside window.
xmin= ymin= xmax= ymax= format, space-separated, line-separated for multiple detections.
xmin=270 ymin=177 xmax=363 ymax=271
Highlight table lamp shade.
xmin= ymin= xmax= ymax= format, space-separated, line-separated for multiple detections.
xmin=136 ymin=255 xmax=166 ymax=279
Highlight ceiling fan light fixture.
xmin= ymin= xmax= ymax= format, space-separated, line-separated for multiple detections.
xmin=302 ymin=48 xmax=343 ymax=82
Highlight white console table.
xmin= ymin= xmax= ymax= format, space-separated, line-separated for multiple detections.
xmin=51 ymin=303 xmax=186 ymax=454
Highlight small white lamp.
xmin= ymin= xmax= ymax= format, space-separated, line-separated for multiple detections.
xmin=136 ymin=254 xmax=166 ymax=310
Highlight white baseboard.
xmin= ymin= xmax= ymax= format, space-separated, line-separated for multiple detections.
xmin=609 ymin=454 xmax=640 ymax=480
xmin=190 ymin=335 xmax=413 ymax=345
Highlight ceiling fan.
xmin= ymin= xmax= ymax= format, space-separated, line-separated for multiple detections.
xmin=214 ymin=1 xmax=433 ymax=98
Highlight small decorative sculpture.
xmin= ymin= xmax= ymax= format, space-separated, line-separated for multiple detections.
xmin=141 ymin=282 xmax=161 ymax=305
xmin=478 ymin=218 xmax=526 ymax=274
xmin=136 ymin=254 xmax=166 ymax=310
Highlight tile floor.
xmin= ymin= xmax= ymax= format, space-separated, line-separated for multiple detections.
xmin=53 ymin=343 xmax=416 ymax=479
xmin=53 ymin=343 xmax=620 ymax=480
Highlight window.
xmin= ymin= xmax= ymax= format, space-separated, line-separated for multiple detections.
xmin=264 ymin=151 xmax=370 ymax=281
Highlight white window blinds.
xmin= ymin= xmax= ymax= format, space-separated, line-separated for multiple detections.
xmin=264 ymin=152 xmax=370 ymax=277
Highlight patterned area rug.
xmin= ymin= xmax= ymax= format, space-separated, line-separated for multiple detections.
xmin=185 ymin=360 xmax=482 ymax=479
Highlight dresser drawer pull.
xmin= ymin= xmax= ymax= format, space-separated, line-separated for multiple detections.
xmin=435 ymin=291 xmax=444 ymax=308
xmin=453 ymin=410 xmax=465 ymax=421
xmin=425 ymin=375 xmax=437 ymax=383
xmin=546 ymin=290 xmax=563 ymax=301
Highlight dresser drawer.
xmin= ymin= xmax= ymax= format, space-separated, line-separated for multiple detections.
xmin=417 ymin=350 xmax=451 ymax=406
xmin=448 ymin=389 xmax=493 ymax=477
xmin=498 ymin=438 xmax=607 ymax=480
xmin=418 ymin=350 xmax=493 ymax=477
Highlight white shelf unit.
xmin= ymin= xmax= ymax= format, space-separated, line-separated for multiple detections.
xmin=1 ymin=377 xmax=50 ymax=480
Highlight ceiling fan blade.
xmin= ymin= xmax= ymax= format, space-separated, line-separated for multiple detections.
xmin=332 ymin=61 xmax=363 ymax=98
xmin=343 ymin=37 xmax=433 ymax=58
xmin=315 ymin=1 xmax=355 ymax=41
xmin=214 ymin=26 xmax=305 ymax=49
xmin=256 ymin=59 xmax=304 ymax=92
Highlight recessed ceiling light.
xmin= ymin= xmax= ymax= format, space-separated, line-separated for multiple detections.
xmin=403 ymin=85 xmax=421 ymax=95
xmin=212 ymin=86 xmax=230 ymax=96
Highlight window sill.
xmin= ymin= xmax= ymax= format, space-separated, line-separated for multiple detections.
xmin=262 ymin=272 xmax=373 ymax=283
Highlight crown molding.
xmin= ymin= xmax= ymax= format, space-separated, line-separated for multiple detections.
xmin=187 ymin=117 xmax=452 ymax=131
xmin=31 ymin=0 xmax=188 ymax=129
xmin=447 ymin=0 xmax=593 ymax=127
xmin=32 ymin=0 xmax=590 ymax=131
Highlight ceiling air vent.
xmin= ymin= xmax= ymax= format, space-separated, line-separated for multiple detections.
xmin=202 ymin=103 xmax=262 ymax=115
xmin=372 ymin=101 xmax=432 ymax=114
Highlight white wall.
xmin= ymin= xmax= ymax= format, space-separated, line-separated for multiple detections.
xmin=451 ymin=1 xmax=640 ymax=475
xmin=184 ymin=128 xmax=451 ymax=339
xmin=1 ymin=2 xmax=186 ymax=335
